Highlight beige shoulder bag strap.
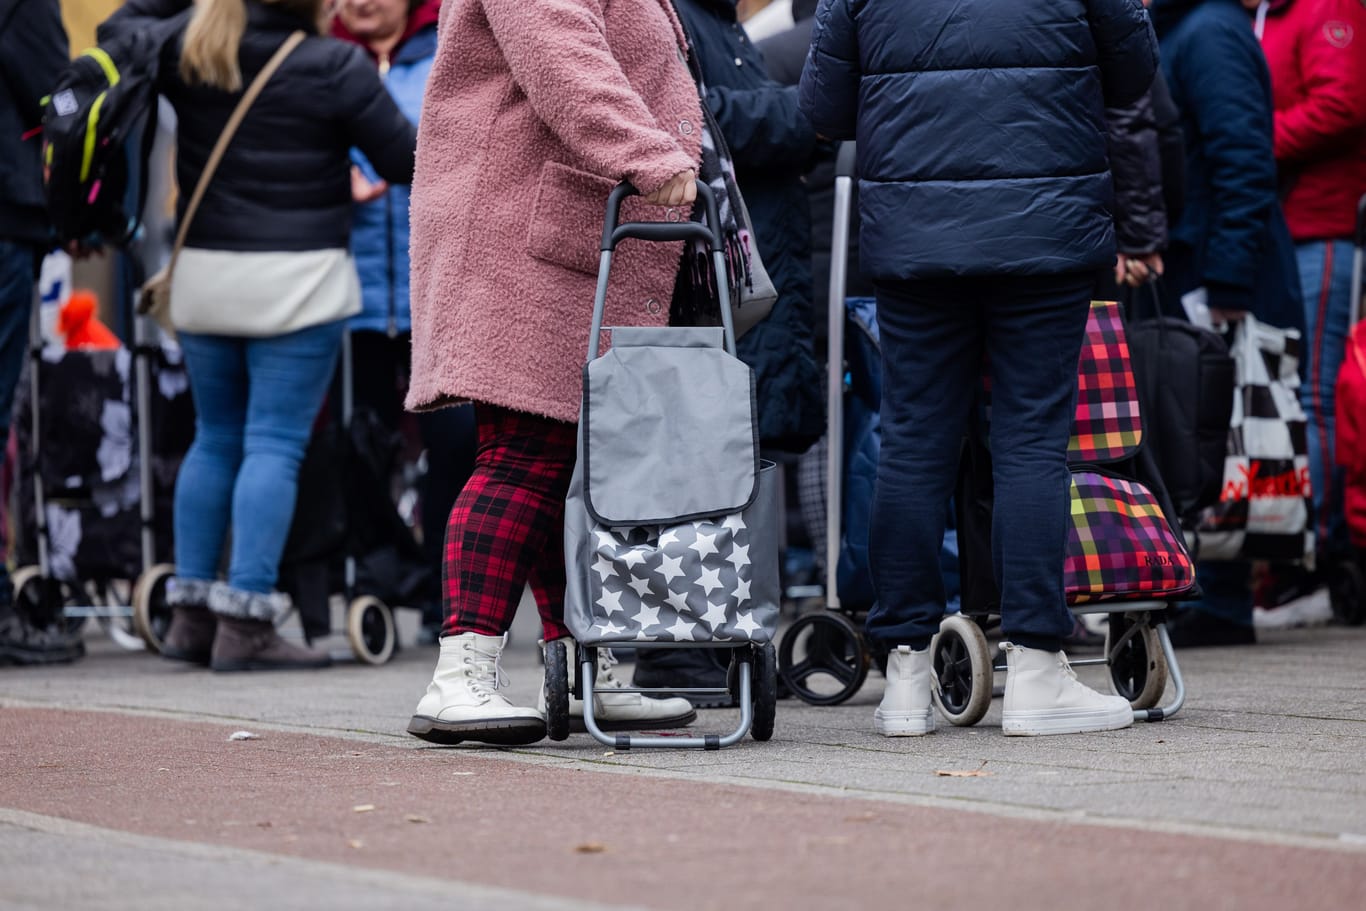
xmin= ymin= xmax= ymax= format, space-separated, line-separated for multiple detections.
xmin=144 ymin=29 xmax=306 ymax=310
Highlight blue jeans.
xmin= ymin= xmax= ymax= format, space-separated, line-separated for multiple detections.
xmin=867 ymin=272 xmax=1094 ymax=653
xmin=175 ymin=320 xmax=345 ymax=594
xmin=1297 ymin=239 xmax=1357 ymax=558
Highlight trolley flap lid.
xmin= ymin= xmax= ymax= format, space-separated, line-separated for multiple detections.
xmin=583 ymin=327 xmax=758 ymax=527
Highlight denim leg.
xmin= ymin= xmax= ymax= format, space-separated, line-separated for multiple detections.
xmin=0 ymin=241 xmax=35 ymax=439
xmin=0 ymin=241 xmax=37 ymax=599
xmin=984 ymin=273 xmax=1094 ymax=652
xmin=229 ymin=320 xmax=345 ymax=594
xmin=1296 ymin=240 xmax=1355 ymax=557
xmin=175 ymin=332 xmax=249 ymax=582
xmin=1192 ymin=560 xmax=1253 ymax=625
xmin=865 ymin=280 xmax=981 ymax=651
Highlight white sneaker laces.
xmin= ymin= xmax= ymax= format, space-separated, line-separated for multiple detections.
xmin=596 ymin=648 xmax=623 ymax=689
xmin=463 ymin=634 xmax=510 ymax=701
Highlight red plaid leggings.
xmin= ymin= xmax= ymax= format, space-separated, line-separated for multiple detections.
xmin=441 ymin=404 xmax=576 ymax=641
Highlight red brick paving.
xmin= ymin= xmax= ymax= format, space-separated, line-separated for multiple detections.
xmin=2 ymin=708 xmax=1363 ymax=910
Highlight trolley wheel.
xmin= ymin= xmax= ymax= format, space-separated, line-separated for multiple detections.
xmin=930 ymin=614 xmax=994 ymax=727
xmin=751 ymin=641 xmax=778 ymax=742
xmin=543 ymin=639 xmax=571 ymax=742
xmin=11 ymin=565 xmax=76 ymax=633
xmin=1329 ymin=559 xmax=1366 ymax=627
xmin=131 ymin=564 xmax=175 ymax=653
xmin=777 ymin=611 xmax=870 ymax=706
xmin=345 ymin=596 xmax=396 ymax=665
xmin=1105 ymin=612 xmax=1168 ymax=709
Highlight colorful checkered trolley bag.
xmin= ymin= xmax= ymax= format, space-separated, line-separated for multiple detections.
xmin=549 ymin=182 xmax=782 ymax=751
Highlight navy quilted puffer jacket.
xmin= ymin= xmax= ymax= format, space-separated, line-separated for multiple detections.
xmin=799 ymin=0 xmax=1158 ymax=280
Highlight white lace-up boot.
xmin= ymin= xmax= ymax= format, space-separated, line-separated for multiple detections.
xmin=1001 ymin=642 xmax=1134 ymax=736
xmin=407 ymin=633 xmax=545 ymax=745
xmin=874 ymin=645 xmax=935 ymax=736
xmin=541 ymin=639 xmax=697 ymax=732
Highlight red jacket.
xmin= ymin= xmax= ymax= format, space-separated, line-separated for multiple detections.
xmin=1261 ymin=0 xmax=1366 ymax=241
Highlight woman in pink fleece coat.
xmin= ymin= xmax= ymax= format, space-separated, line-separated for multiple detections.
xmin=406 ymin=0 xmax=705 ymax=745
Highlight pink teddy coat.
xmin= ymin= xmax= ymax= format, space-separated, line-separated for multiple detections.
xmin=406 ymin=0 xmax=705 ymax=422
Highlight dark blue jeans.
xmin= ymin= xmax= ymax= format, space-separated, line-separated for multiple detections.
xmin=867 ymin=272 xmax=1095 ymax=653
xmin=0 ymin=241 xmax=38 ymax=602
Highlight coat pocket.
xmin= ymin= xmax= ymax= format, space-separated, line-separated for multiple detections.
xmin=526 ymin=161 xmax=616 ymax=276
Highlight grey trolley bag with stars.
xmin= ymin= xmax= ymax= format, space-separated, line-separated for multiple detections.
xmin=550 ymin=181 xmax=781 ymax=750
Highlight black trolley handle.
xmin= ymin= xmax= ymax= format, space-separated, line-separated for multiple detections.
xmin=586 ymin=180 xmax=735 ymax=361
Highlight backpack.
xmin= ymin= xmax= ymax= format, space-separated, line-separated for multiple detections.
xmin=40 ymin=22 xmax=178 ymax=246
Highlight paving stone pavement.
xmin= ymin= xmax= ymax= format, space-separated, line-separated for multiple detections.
xmin=2 ymin=612 xmax=1364 ymax=909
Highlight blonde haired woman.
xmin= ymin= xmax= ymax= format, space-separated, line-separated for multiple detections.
xmin=100 ymin=0 xmax=416 ymax=670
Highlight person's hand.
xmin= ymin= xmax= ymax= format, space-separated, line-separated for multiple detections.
xmin=1121 ymin=251 xmax=1164 ymax=287
xmin=643 ymin=169 xmax=697 ymax=207
xmin=351 ymin=166 xmax=388 ymax=204
xmin=1210 ymin=307 xmax=1247 ymax=326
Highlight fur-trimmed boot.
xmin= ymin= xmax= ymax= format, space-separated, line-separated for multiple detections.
xmin=208 ymin=584 xmax=331 ymax=672
xmin=408 ymin=632 xmax=546 ymax=745
xmin=160 ymin=578 xmax=217 ymax=666
xmin=1001 ymin=642 xmax=1133 ymax=736
xmin=541 ymin=639 xmax=696 ymax=732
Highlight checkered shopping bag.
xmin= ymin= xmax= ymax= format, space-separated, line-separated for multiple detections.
xmin=1197 ymin=314 xmax=1313 ymax=563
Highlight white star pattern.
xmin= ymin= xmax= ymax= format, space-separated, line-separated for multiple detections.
xmin=592 ymin=556 xmax=616 ymax=583
xmin=654 ymin=553 xmax=685 ymax=585
xmin=658 ymin=528 xmax=682 ymax=549
xmin=726 ymin=543 xmax=750 ymax=572
xmin=665 ymin=588 xmax=691 ymax=614
xmin=735 ymin=576 xmax=751 ymax=603
xmin=628 ymin=575 xmax=652 ymax=597
xmin=596 ymin=619 xmax=624 ymax=637
xmin=699 ymin=599 xmax=729 ymax=630
xmin=690 ymin=531 xmax=719 ymax=559
xmin=619 ymin=547 xmax=648 ymax=569
xmin=635 ymin=602 xmax=662 ymax=629
xmin=721 ymin=513 xmax=746 ymax=533
xmin=694 ymin=566 xmax=723 ymax=596
xmin=734 ymin=611 xmax=762 ymax=636
xmin=594 ymin=529 xmax=619 ymax=550
xmin=596 ymin=588 xmax=624 ymax=615
xmin=666 ymin=615 xmax=697 ymax=641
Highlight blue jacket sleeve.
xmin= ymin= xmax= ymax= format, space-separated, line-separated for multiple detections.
xmin=798 ymin=0 xmax=859 ymax=140
xmin=706 ymin=83 xmax=816 ymax=172
xmin=1086 ymin=0 xmax=1159 ymax=108
xmin=1179 ymin=25 xmax=1278 ymax=307
xmin=97 ymin=0 xmax=191 ymax=42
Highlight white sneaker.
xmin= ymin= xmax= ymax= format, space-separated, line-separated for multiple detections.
xmin=542 ymin=639 xmax=697 ymax=732
xmin=1253 ymin=586 xmax=1334 ymax=630
xmin=1001 ymin=642 xmax=1133 ymax=736
xmin=874 ymin=645 xmax=935 ymax=736
xmin=407 ymin=632 xmax=546 ymax=745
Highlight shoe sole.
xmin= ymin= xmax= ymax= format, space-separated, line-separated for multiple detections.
xmin=160 ymin=646 xmax=211 ymax=667
xmin=570 ymin=709 xmax=698 ymax=733
xmin=211 ymin=659 xmax=332 ymax=672
xmin=0 ymin=646 xmax=83 ymax=665
xmin=874 ymin=709 xmax=935 ymax=737
xmin=1002 ymin=706 xmax=1133 ymax=736
xmin=407 ymin=714 xmax=547 ymax=746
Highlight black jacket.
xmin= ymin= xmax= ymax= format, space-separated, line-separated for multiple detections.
xmin=0 ymin=0 xmax=68 ymax=244
xmin=674 ymin=0 xmax=824 ymax=452
xmin=100 ymin=0 xmax=416 ymax=253
xmin=1106 ymin=86 xmax=1168 ymax=255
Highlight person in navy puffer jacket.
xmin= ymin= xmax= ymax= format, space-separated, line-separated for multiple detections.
xmin=334 ymin=0 xmax=475 ymax=641
xmin=801 ymin=0 xmax=1158 ymax=738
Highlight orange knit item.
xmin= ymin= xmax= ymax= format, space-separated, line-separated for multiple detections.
xmin=57 ymin=291 xmax=121 ymax=350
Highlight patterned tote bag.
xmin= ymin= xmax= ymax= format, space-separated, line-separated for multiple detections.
xmin=1063 ymin=301 xmax=1196 ymax=604
xmin=564 ymin=327 xmax=781 ymax=647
